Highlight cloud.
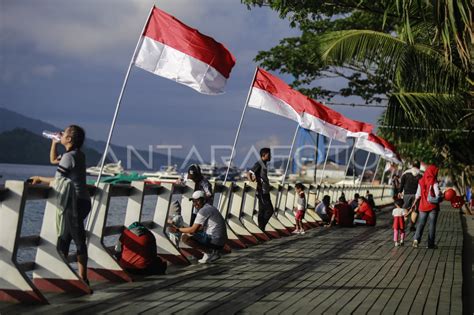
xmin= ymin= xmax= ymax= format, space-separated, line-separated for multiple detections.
xmin=1 ymin=0 xmax=297 ymax=68
xmin=32 ymin=65 xmax=57 ymax=78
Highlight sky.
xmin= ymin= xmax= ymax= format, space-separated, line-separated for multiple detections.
xmin=0 ymin=0 xmax=385 ymax=166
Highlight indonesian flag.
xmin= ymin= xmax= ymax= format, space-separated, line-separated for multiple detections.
xmin=248 ymin=68 xmax=373 ymax=142
xmin=378 ymin=137 xmax=402 ymax=164
xmin=134 ymin=7 xmax=236 ymax=95
xmin=357 ymin=134 xmax=402 ymax=164
xmin=355 ymin=133 xmax=386 ymax=156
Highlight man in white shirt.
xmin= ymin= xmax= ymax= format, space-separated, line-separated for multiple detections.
xmin=169 ymin=191 xmax=228 ymax=263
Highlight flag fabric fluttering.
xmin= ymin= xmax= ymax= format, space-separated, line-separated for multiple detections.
xmin=134 ymin=6 xmax=236 ymax=95
xmin=356 ymin=133 xmax=402 ymax=164
xmin=247 ymin=68 xmax=373 ymax=142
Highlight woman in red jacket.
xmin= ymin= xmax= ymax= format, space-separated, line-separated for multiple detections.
xmin=354 ymin=196 xmax=376 ymax=226
xmin=411 ymin=165 xmax=441 ymax=249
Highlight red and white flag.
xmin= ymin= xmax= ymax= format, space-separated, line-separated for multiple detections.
xmin=355 ymin=133 xmax=386 ymax=156
xmin=134 ymin=7 xmax=236 ymax=95
xmin=247 ymin=68 xmax=373 ymax=142
xmin=377 ymin=137 xmax=402 ymax=164
xmin=357 ymin=134 xmax=402 ymax=164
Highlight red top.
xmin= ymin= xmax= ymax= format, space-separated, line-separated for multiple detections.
xmin=119 ymin=229 xmax=158 ymax=270
xmin=333 ymin=203 xmax=354 ymax=227
xmin=357 ymin=201 xmax=375 ymax=226
xmin=418 ymin=165 xmax=439 ymax=212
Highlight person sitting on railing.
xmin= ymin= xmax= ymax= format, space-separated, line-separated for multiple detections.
xmin=315 ymin=195 xmax=332 ymax=223
xmin=328 ymin=195 xmax=354 ymax=227
xmin=29 ymin=125 xmax=91 ymax=286
xmin=115 ymin=222 xmax=167 ymax=275
xmin=354 ymin=196 xmax=376 ymax=226
xmin=169 ymin=191 xmax=228 ymax=263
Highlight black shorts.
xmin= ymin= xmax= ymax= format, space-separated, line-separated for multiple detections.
xmin=57 ymin=198 xmax=91 ymax=256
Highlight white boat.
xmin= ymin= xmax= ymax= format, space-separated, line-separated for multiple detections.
xmin=142 ymin=165 xmax=182 ymax=183
xmin=200 ymin=164 xmax=220 ymax=179
xmin=268 ymin=168 xmax=285 ymax=183
xmin=87 ymin=161 xmax=124 ymax=176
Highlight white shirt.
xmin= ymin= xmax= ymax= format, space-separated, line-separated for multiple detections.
xmin=392 ymin=208 xmax=406 ymax=217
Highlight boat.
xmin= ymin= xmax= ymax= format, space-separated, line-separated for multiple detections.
xmin=268 ymin=168 xmax=285 ymax=183
xmin=142 ymin=165 xmax=182 ymax=184
xmin=199 ymin=164 xmax=220 ymax=179
xmin=87 ymin=161 xmax=124 ymax=176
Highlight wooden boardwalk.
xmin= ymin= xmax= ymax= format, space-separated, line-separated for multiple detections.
xmin=1 ymin=203 xmax=464 ymax=314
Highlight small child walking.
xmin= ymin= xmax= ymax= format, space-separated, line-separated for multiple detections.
xmin=392 ymin=199 xmax=407 ymax=246
xmin=293 ymin=183 xmax=306 ymax=235
xmin=167 ymin=200 xmax=184 ymax=247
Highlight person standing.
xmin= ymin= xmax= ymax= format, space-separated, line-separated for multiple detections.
xmin=399 ymin=160 xmax=422 ymax=231
xmin=412 ymin=165 xmax=442 ymax=249
xmin=292 ymin=183 xmax=306 ymax=234
xmin=30 ymin=125 xmax=91 ymax=286
xmin=392 ymin=199 xmax=407 ymax=246
xmin=247 ymin=148 xmax=274 ymax=231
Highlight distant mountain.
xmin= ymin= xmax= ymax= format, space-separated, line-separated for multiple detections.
xmin=0 ymin=107 xmax=192 ymax=170
xmin=0 ymin=129 xmax=102 ymax=166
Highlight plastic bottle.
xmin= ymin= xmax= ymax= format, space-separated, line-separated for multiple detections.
xmin=42 ymin=130 xmax=61 ymax=142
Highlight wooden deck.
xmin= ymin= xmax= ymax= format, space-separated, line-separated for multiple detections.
xmin=1 ymin=203 xmax=464 ymax=314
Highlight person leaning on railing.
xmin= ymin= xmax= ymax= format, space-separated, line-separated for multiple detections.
xmin=29 ymin=125 xmax=91 ymax=286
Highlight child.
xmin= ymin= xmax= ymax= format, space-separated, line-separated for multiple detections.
xmin=392 ymin=198 xmax=407 ymax=246
xmin=167 ymin=200 xmax=184 ymax=247
xmin=293 ymin=183 xmax=306 ymax=235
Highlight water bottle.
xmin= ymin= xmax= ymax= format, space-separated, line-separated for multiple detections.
xmin=42 ymin=130 xmax=61 ymax=142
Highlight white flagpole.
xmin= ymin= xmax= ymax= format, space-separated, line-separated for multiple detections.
xmin=95 ymin=6 xmax=154 ymax=186
xmin=222 ymin=67 xmax=258 ymax=185
xmin=318 ymin=137 xmax=333 ymax=186
xmin=281 ymin=124 xmax=300 ymax=186
xmin=344 ymin=138 xmax=357 ymax=178
xmin=358 ymin=152 xmax=371 ymax=191
xmin=371 ymin=155 xmax=381 ymax=184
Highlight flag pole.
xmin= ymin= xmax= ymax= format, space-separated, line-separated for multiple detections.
xmin=222 ymin=67 xmax=258 ymax=185
xmin=358 ymin=152 xmax=370 ymax=192
xmin=318 ymin=137 xmax=333 ymax=186
xmin=313 ymin=133 xmax=319 ymax=184
xmin=344 ymin=138 xmax=357 ymax=178
xmin=95 ymin=6 xmax=154 ymax=186
xmin=371 ymin=155 xmax=381 ymax=184
xmin=281 ymin=124 xmax=300 ymax=186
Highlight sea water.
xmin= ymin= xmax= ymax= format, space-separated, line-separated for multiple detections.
xmin=0 ymin=163 xmax=161 ymax=266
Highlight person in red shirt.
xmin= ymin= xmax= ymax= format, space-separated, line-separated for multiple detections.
xmin=116 ymin=222 xmax=167 ymax=275
xmin=354 ymin=197 xmax=376 ymax=226
xmin=328 ymin=196 xmax=354 ymax=227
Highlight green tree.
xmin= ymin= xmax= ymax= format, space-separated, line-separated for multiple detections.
xmin=244 ymin=0 xmax=473 ymax=188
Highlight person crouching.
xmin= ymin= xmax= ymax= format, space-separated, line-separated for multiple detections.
xmin=169 ymin=191 xmax=228 ymax=263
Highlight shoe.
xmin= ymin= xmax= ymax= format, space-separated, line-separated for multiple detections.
xmin=198 ymin=251 xmax=221 ymax=264
xmin=300 ymin=230 xmax=306 ymax=235
xmin=412 ymin=240 xmax=418 ymax=248
xmin=427 ymin=244 xmax=438 ymax=249
xmin=395 ymin=241 xmax=400 ymax=247
xmin=198 ymin=253 xmax=211 ymax=263
xmin=292 ymin=229 xmax=300 ymax=234
xmin=400 ymin=240 xmax=404 ymax=246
